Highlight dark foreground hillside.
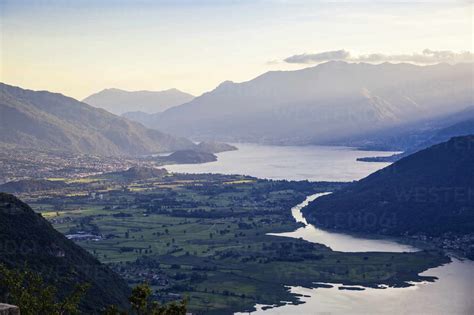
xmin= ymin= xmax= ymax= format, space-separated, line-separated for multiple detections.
xmin=303 ymin=136 xmax=474 ymax=253
xmin=0 ymin=193 xmax=130 ymax=313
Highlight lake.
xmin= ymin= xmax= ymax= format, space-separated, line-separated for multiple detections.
xmin=245 ymin=258 xmax=474 ymax=315
xmin=164 ymin=143 xmax=397 ymax=181
xmin=168 ymin=143 xmax=473 ymax=315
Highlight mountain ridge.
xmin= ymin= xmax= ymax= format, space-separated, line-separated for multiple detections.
xmin=129 ymin=61 xmax=473 ymax=144
xmin=83 ymin=87 xmax=194 ymax=115
xmin=353 ymin=106 xmax=474 ymax=161
xmin=0 ymin=83 xmax=196 ymax=156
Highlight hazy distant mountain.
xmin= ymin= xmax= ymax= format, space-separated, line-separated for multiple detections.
xmin=353 ymin=107 xmax=474 ymax=161
xmin=134 ymin=62 xmax=472 ymax=144
xmin=302 ymin=135 xmax=474 ymax=239
xmin=122 ymin=110 xmax=157 ymax=125
xmin=0 ymin=83 xmax=196 ymax=156
xmin=83 ymin=88 xmax=194 ymax=115
xmin=346 ymin=106 xmax=474 ymax=149
xmin=359 ymin=118 xmax=474 ymax=162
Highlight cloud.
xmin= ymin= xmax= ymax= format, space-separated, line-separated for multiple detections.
xmin=266 ymin=59 xmax=282 ymax=65
xmin=284 ymin=50 xmax=350 ymax=64
xmin=283 ymin=49 xmax=473 ymax=65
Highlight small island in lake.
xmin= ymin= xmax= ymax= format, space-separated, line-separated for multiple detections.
xmin=160 ymin=149 xmax=218 ymax=164
xmin=196 ymin=141 xmax=238 ymax=154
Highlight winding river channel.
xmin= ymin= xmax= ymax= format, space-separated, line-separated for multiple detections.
xmin=269 ymin=193 xmax=418 ymax=253
xmin=253 ymin=194 xmax=474 ymax=315
xmin=167 ymin=143 xmax=474 ymax=314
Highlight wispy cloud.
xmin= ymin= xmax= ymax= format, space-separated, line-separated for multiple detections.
xmin=283 ymin=49 xmax=474 ymax=65
xmin=284 ymin=50 xmax=350 ymax=64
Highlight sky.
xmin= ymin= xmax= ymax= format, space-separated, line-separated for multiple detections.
xmin=1 ymin=0 xmax=473 ymax=100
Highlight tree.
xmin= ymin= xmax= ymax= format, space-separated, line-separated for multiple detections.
xmin=151 ymin=299 xmax=187 ymax=315
xmin=0 ymin=264 xmax=89 ymax=315
xmin=129 ymin=283 xmax=151 ymax=315
xmin=106 ymin=283 xmax=186 ymax=315
xmin=0 ymin=267 xmax=186 ymax=315
xmin=103 ymin=304 xmax=127 ymax=315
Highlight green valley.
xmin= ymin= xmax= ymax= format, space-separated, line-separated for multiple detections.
xmin=13 ymin=170 xmax=449 ymax=314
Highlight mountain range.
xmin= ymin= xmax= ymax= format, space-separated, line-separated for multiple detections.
xmin=125 ymin=61 xmax=473 ymax=144
xmin=354 ymin=107 xmax=474 ymax=161
xmin=302 ymin=136 xmax=474 ymax=242
xmin=0 ymin=83 xmax=196 ymax=156
xmin=83 ymin=88 xmax=194 ymax=115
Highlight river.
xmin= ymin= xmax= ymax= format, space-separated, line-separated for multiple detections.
xmin=253 ymin=194 xmax=474 ymax=315
xmin=167 ymin=143 xmax=473 ymax=314
xmin=268 ymin=193 xmax=417 ymax=253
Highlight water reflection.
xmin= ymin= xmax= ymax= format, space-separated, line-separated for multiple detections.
xmin=269 ymin=193 xmax=418 ymax=253
xmin=246 ymin=259 xmax=474 ymax=315
xmin=242 ymin=194 xmax=473 ymax=315
xmin=164 ymin=143 xmax=396 ymax=182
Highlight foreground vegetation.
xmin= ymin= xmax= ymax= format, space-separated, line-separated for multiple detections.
xmin=0 ymin=264 xmax=186 ymax=315
xmin=14 ymin=171 xmax=449 ymax=314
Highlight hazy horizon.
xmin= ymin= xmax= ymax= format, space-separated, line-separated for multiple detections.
xmin=1 ymin=0 xmax=472 ymax=99
xmin=1 ymin=59 xmax=473 ymax=102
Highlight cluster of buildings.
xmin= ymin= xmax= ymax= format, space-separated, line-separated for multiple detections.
xmin=0 ymin=148 xmax=155 ymax=184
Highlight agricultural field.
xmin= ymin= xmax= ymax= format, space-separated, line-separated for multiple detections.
xmin=20 ymin=170 xmax=448 ymax=314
